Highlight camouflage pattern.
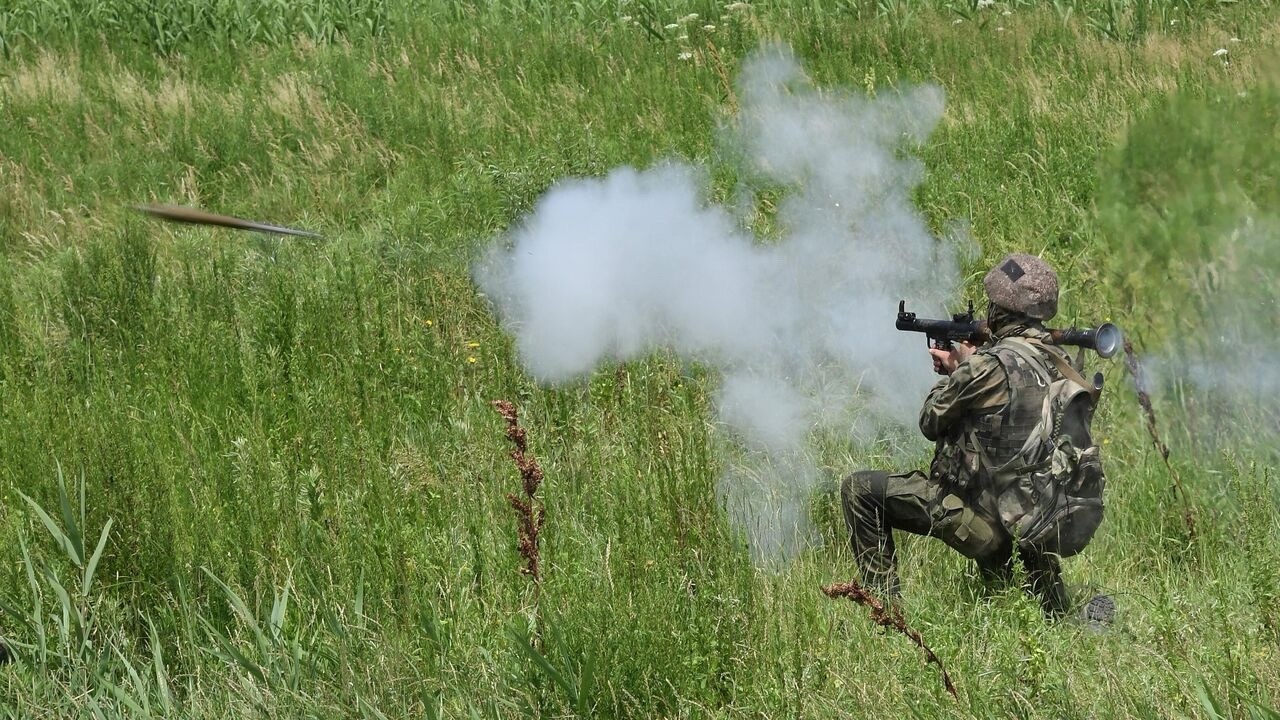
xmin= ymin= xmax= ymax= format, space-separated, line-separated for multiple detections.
xmin=982 ymin=253 xmax=1059 ymax=320
xmin=841 ymin=470 xmax=1067 ymax=613
xmin=842 ymin=323 xmax=1074 ymax=615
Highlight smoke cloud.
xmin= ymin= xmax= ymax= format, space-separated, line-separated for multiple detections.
xmin=1140 ymin=217 xmax=1280 ymax=450
xmin=477 ymin=46 xmax=959 ymax=564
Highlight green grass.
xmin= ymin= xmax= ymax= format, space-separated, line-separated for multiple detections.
xmin=2 ymin=1 xmax=1280 ymax=717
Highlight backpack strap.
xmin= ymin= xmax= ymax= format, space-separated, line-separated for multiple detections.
xmin=1022 ymin=338 xmax=1101 ymax=404
xmin=975 ymin=338 xmax=1057 ymax=484
xmin=998 ymin=337 xmax=1056 ymax=388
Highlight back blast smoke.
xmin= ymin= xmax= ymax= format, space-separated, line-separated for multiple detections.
xmin=477 ymin=46 xmax=961 ymax=565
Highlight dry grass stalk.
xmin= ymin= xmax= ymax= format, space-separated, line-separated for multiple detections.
xmin=493 ymin=399 xmax=545 ymax=582
xmin=1122 ymin=339 xmax=1197 ymax=538
xmin=821 ymin=579 xmax=958 ymax=700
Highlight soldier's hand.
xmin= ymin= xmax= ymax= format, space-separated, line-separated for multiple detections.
xmin=929 ymin=342 xmax=976 ymax=375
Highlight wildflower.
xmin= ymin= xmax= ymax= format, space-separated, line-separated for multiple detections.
xmin=678 ymin=33 xmax=689 ymax=41
xmin=664 ymin=22 xmax=679 ymax=29
xmin=976 ymin=0 xmax=994 ymax=8
xmin=620 ymin=14 xmax=632 ymax=21
xmin=1212 ymin=48 xmax=1228 ymax=58
xmin=467 ymin=356 xmax=477 ymax=364
xmin=1229 ymin=37 xmax=1241 ymax=43
xmin=425 ymin=319 xmax=433 ymax=326
xmin=703 ymin=24 xmax=716 ymax=31
xmin=725 ymin=2 xmax=751 ymax=11
xmin=953 ymin=18 xmax=963 ymax=24
xmin=1002 ymin=9 xmax=1011 ymax=15
xmin=679 ymin=13 xmax=699 ymax=23
xmin=678 ymin=51 xmax=694 ymax=61
xmin=467 ymin=341 xmax=480 ymax=348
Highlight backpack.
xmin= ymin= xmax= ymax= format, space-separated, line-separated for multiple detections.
xmin=984 ymin=337 xmax=1106 ymax=558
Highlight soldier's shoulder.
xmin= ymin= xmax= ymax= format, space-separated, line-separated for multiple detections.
xmin=969 ymin=346 xmax=1010 ymax=370
xmin=954 ymin=349 xmax=1006 ymax=381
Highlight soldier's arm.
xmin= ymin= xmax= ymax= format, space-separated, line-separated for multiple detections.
xmin=918 ymin=352 xmax=1007 ymax=441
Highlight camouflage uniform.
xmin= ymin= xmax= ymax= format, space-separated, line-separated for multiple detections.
xmin=841 ymin=318 xmax=1073 ymax=615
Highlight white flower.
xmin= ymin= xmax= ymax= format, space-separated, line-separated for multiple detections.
xmin=620 ymin=15 xmax=632 ymax=21
xmin=1002 ymin=9 xmax=1011 ymax=15
xmin=953 ymin=18 xmax=963 ymax=24
xmin=703 ymin=24 xmax=716 ymax=31
xmin=678 ymin=51 xmax=694 ymax=61
xmin=1170 ymin=19 xmax=1178 ymax=25
xmin=996 ymin=26 xmax=1005 ymax=32
xmin=679 ymin=13 xmax=699 ymax=23
xmin=976 ymin=0 xmax=995 ymax=8
xmin=725 ymin=2 xmax=751 ymax=11
xmin=1230 ymin=37 xmax=1241 ymax=43
xmin=664 ymin=22 xmax=679 ymax=29
xmin=678 ymin=34 xmax=689 ymax=41
xmin=1212 ymin=48 xmax=1228 ymax=57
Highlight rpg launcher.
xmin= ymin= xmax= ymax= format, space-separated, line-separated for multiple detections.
xmin=895 ymin=301 xmax=1122 ymax=358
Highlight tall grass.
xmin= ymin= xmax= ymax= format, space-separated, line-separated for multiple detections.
xmin=0 ymin=0 xmax=1250 ymax=57
xmin=2 ymin=0 xmax=1279 ymax=717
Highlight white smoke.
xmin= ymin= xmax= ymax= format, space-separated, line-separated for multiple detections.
xmin=1143 ymin=216 xmax=1280 ymax=448
xmin=477 ymin=45 xmax=960 ymax=564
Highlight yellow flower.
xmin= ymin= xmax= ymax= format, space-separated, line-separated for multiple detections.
xmin=466 ymin=341 xmax=480 ymax=348
xmin=467 ymin=356 xmax=477 ymax=364
xmin=425 ymin=319 xmax=434 ymax=326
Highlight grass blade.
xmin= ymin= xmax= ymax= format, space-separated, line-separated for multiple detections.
xmin=55 ymin=464 xmax=85 ymax=565
xmin=198 ymin=615 xmax=267 ymax=683
xmin=148 ymin=617 xmax=174 ymax=714
xmin=83 ymin=518 xmax=113 ymax=599
xmin=18 ymin=489 xmax=81 ymax=567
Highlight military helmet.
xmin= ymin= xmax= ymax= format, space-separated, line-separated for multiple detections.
xmin=982 ymin=253 xmax=1059 ymax=320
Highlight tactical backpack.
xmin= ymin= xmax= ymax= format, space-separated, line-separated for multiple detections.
xmin=982 ymin=337 xmax=1106 ymax=558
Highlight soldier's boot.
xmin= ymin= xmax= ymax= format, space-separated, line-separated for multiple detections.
xmin=1019 ymin=549 xmax=1069 ymax=617
xmin=1079 ymin=594 xmax=1116 ymax=632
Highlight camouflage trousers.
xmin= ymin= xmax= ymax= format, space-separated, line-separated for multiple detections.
xmin=840 ymin=470 xmax=1069 ymax=615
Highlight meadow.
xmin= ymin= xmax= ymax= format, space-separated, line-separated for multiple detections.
xmin=2 ymin=0 xmax=1280 ymax=717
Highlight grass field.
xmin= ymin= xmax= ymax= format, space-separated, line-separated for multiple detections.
xmin=3 ymin=1 xmax=1280 ymax=717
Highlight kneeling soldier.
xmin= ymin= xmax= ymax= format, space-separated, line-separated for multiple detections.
xmin=843 ymin=253 xmax=1104 ymax=616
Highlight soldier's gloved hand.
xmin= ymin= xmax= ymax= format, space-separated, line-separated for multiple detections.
xmin=928 ymin=342 xmax=976 ymax=376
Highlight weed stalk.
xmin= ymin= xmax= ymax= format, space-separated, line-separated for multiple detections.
xmin=1122 ymin=339 xmax=1197 ymax=540
xmin=821 ymin=579 xmax=958 ymax=700
xmin=494 ymin=400 xmax=546 ymax=639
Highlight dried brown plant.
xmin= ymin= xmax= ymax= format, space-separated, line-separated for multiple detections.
xmin=1122 ymin=339 xmax=1197 ymax=539
xmin=821 ymin=579 xmax=958 ymax=700
xmin=493 ymin=399 xmax=545 ymax=582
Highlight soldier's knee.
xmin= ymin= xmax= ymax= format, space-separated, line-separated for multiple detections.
xmin=841 ymin=470 xmax=883 ymax=501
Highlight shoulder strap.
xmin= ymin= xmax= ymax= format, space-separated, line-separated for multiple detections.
xmin=997 ymin=337 xmax=1056 ymax=386
xmin=1021 ymin=338 xmax=1101 ymax=404
xmin=975 ymin=338 xmax=1054 ymax=482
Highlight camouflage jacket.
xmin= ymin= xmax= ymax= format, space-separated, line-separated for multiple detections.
xmin=919 ymin=325 xmax=1070 ymax=497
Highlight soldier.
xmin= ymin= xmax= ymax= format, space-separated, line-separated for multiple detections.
xmin=842 ymin=253 xmax=1104 ymax=617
